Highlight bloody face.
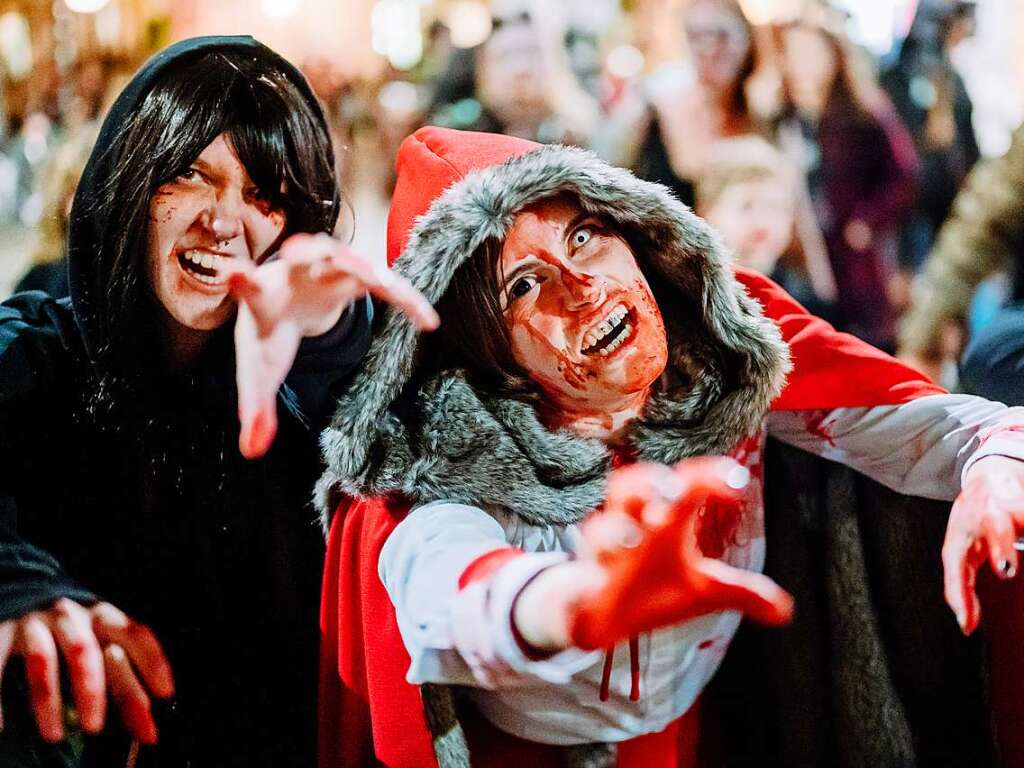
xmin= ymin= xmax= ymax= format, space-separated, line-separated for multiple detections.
xmin=498 ymin=196 xmax=669 ymax=417
xmin=146 ymin=133 xmax=286 ymax=346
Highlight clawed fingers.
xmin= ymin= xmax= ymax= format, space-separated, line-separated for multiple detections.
xmin=581 ymin=511 xmax=644 ymax=559
xmin=18 ymin=614 xmax=63 ymax=742
xmin=50 ymin=599 xmax=105 ymax=733
xmin=91 ymin=603 xmax=174 ymax=700
xmin=285 ymin=236 xmax=439 ymax=331
xmin=103 ymin=644 xmax=156 ymax=744
xmin=981 ymin=506 xmax=1019 ymax=579
xmin=696 ymin=559 xmax=794 ymax=626
xmin=942 ymin=522 xmax=983 ymax=635
xmin=337 ymin=254 xmax=438 ymax=331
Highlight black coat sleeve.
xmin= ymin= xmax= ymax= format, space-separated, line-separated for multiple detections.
xmin=959 ymin=304 xmax=1024 ymax=406
xmin=281 ymin=296 xmax=373 ymax=432
xmin=0 ymin=293 xmax=96 ymax=621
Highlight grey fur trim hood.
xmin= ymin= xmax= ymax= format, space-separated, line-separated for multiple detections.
xmin=317 ymin=126 xmax=791 ymax=527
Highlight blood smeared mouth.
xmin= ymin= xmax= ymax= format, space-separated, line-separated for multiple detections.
xmin=581 ymin=304 xmax=636 ymax=357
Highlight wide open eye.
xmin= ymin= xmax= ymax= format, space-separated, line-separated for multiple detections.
xmin=572 ymin=227 xmax=593 ymax=248
xmin=509 ymin=274 xmax=539 ymax=301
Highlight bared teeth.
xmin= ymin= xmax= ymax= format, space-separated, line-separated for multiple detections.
xmin=598 ymin=322 xmax=631 ymax=356
xmin=583 ymin=305 xmax=629 ymax=353
xmin=179 ymin=249 xmax=227 ymax=284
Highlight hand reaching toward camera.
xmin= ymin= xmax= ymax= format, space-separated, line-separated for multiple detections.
xmin=514 ymin=457 xmax=793 ymax=652
xmin=228 ymin=233 xmax=439 ymax=459
xmin=943 ymin=455 xmax=1024 ymax=635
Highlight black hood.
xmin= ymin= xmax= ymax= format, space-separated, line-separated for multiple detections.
xmin=67 ymin=35 xmax=335 ymax=363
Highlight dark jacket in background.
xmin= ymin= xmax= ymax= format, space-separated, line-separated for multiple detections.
xmin=959 ymin=307 xmax=1024 ymax=767
xmin=0 ymin=36 xmax=372 ymax=768
xmin=882 ymin=37 xmax=980 ymax=271
xmin=900 ymin=124 xmax=1024 ymax=359
xmin=13 ymin=260 xmax=69 ymax=299
xmin=803 ymin=99 xmax=918 ymax=349
xmin=704 ymin=439 xmax=996 ymax=767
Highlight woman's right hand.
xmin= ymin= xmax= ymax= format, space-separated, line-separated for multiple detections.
xmin=0 ymin=599 xmax=173 ymax=745
xmin=514 ymin=458 xmax=793 ymax=652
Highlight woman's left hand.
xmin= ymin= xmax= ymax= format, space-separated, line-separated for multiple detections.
xmin=943 ymin=455 xmax=1024 ymax=635
xmin=227 ymin=233 xmax=438 ymax=459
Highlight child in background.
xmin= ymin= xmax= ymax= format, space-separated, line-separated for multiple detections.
xmin=697 ymin=136 xmax=837 ymax=322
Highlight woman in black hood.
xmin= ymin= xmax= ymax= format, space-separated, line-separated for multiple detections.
xmin=0 ymin=36 xmax=435 ymax=767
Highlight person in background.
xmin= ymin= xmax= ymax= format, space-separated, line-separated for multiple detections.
xmin=882 ymin=0 xmax=980 ymax=311
xmin=605 ymin=0 xmax=771 ymax=208
xmin=428 ymin=9 xmax=598 ymax=145
xmin=777 ymin=18 xmax=918 ymax=350
xmin=0 ymin=36 xmax=435 ymax=768
xmin=898 ymin=122 xmax=1024 ymax=382
xmin=696 ymin=135 xmax=836 ymax=321
xmin=13 ymin=123 xmax=98 ymax=298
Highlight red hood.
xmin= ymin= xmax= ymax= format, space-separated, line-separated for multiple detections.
xmin=387 ymin=127 xmax=540 ymax=265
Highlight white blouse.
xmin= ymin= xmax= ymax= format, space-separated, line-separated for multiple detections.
xmin=379 ymin=394 xmax=1024 ymax=745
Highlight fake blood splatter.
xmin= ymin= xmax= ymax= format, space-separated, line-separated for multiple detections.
xmin=801 ymin=409 xmax=835 ymax=446
xmin=697 ymin=434 xmax=762 ymax=558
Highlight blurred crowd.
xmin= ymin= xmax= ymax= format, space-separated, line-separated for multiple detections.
xmin=2 ymin=0 xmax=1023 ymax=396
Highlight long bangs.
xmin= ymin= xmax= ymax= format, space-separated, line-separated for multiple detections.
xmin=224 ymin=71 xmax=337 ymax=235
xmin=138 ymin=51 xmax=337 ymax=235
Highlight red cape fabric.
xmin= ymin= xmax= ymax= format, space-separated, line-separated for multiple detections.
xmin=317 ymin=269 xmax=944 ymax=768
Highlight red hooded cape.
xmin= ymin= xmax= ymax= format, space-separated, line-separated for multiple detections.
xmin=318 ymin=127 xmax=943 ymax=768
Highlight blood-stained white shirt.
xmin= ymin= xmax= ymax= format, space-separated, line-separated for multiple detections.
xmin=378 ymin=394 xmax=1024 ymax=745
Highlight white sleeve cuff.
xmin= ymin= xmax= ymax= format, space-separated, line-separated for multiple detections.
xmin=961 ymin=429 xmax=1024 ymax=485
xmin=451 ymin=552 xmax=602 ymax=688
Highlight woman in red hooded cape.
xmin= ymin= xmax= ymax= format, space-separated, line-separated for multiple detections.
xmin=316 ymin=127 xmax=1024 ymax=767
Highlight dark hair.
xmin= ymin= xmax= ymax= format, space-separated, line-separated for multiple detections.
xmin=89 ymin=49 xmax=337 ymax=374
xmin=779 ymin=21 xmax=882 ymax=131
xmin=423 ymin=236 xmax=536 ymax=398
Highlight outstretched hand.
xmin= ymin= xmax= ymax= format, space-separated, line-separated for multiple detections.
xmin=513 ymin=458 xmax=793 ymax=652
xmin=943 ymin=455 xmax=1024 ymax=635
xmin=228 ymin=233 xmax=438 ymax=459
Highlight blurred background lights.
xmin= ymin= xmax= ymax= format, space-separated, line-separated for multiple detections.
xmin=737 ymin=0 xmax=802 ymax=25
xmin=261 ymin=0 xmax=303 ymax=20
xmin=372 ymin=0 xmax=424 ymax=70
xmin=62 ymin=0 xmax=111 ymax=13
xmin=0 ymin=13 xmax=31 ymax=80
xmin=832 ymin=0 xmax=917 ymax=55
xmin=377 ymin=79 xmax=421 ymax=118
xmin=606 ymin=44 xmax=645 ymax=80
xmin=445 ymin=1 xmax=493 ymax=49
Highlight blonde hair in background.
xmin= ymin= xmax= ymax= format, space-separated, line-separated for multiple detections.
xmin=695 ymin=134 xmax=799 ymax=214
xmin=29 ymin=123 xmax=99 ymax=268
xmin=697 ymin=134 xmax=837 ymax=300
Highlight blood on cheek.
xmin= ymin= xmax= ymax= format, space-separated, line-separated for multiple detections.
xmin=522 ymin=318 xmax=589 ymax=390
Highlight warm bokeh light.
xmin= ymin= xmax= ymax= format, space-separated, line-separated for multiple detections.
xmin=737 ymin=0 xmax=803 ymax=26
xmin=445 ymin=0 xmax=493 ymax=49
xmin=371 ymin=0 xmax=423 ymax=70
xmin=606 ymin=44 xmax=645 ymax=79
xmin=0 ymin=12 xmax=31 ymax=80
xmin=63 ymin=0 xmax=112 ymax=13
xmin=261 ymin=0 xmax=303 ymax=20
